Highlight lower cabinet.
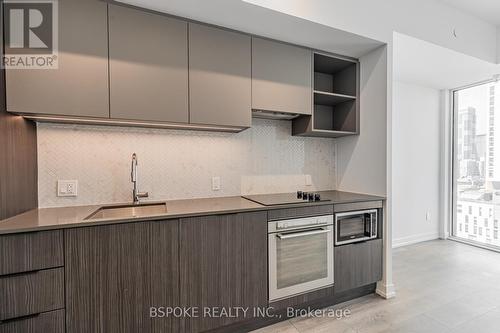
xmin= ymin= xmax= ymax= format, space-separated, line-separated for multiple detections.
xmin=334 ymin=239 xmax=383 ymax=293
xmin=0 ymin=268 xmax=64 ymax=321
xmin=179 ymin=212 xmax=268 ymax=333
xmin=0 ymin=309 xmax=65 ymax=333
xmin=64 ymin=213 xmax=267 ymax=333
xmin=64 ymin=220 xmax=180 ymax=333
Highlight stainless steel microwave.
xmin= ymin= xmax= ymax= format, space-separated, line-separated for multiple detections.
xmin=335 ymin=209 xmax=377 ymax=245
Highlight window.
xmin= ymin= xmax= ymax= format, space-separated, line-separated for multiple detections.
xmin=452 ymin=81 xmax=500 ymax=249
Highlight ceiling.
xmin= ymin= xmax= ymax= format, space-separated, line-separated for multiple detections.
xmin=115 ymin=0 xmax=383 ymax=58
xmin=439 ymin=0 xmax=500 ymax=25
xmin=394 ymin=32 xmax=500 ymax=89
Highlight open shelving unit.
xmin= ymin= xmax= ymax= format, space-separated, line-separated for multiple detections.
xmin=293 ymin=52 xmax=359 ymax=137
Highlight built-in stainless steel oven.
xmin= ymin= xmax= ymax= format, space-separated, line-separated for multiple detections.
xmin=335 ymin=209 xmax=377 ymax=245
xmin=268 ymin=215 xmax=334 ymax=301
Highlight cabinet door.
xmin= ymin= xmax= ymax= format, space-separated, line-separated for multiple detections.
xmin=109 ymin=5 xmax=189 ymax=123
xmin=150 ymin=220 xmax=181 ymax=333
xmin=5 ymin=0 xmax=109 ymax=117
xmin=252 ymin=38 xmax=312 ymax=115
xmin=334 ymin=239 xmax=382 ymax=293
xmin=189 ymin=23 xmax=251 ymax=127
xmin=65 ymin=223 xmax=152 ymax=333
xmin=65 ymin=221 xmax=180 ymax=333
xmin=179 ymin=212 xmax=267 ymax=332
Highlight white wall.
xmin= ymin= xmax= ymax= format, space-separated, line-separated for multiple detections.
xmin=336 ymin=46 xmax=388 ymax=197
xmin=392 ymin=81 xmax=441 ymax=247
xmin=243 ymin=0 xmax=498 ymax=63
xmin=37 ymin=119 xmax=336 ymax=208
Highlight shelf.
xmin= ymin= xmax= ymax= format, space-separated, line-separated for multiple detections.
xmin=314 ymin=91 xmax=356 ymax=106
xmin=314 ymin=53 xmax=356 ymax=74
xmin=293 ymin=52 xmax=359 ymax=138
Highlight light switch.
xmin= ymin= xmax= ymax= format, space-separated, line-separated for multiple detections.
xmin=58 ymin=180 xmax=78 ymax=197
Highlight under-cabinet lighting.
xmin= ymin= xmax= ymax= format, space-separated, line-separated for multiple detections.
xmin=19 ymin=114 xmax=246 ymax=133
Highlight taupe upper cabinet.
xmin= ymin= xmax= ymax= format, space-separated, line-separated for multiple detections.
xmin=5 ymin=0 xmax=109 ymax=118
xmin=109 ymin=6 xmax=189 ymax=123
xmin=252 ymin=38 xmax=312 ymax=115
xmin=188 ymin=24 xmax=252 ymax=127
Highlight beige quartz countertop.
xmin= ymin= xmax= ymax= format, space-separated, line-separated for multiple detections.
xmin=0 ymin=191 xmax=384 ymax=235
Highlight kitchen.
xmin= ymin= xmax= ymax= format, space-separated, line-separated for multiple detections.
xmin=1 ymin=0 xmax=409 ymax=332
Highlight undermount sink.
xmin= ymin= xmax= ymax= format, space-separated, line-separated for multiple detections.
xmin=85 ymin=203 xmax=167 ymax=221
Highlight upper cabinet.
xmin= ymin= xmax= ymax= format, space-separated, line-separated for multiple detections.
xmin=252 ymin=38 xmax=312 ymax=115
xmin=293 ymin=53 xmax=359 ymax=138
xmin=4 ymin=2 xmax=359 ymax=137
xmin=188 ymin=24 xmax=252 ymax=128
xmin=108 ymin=5 xmax=189 ymax=123
xmin=6 ymin=0 xmax=109 ymax=118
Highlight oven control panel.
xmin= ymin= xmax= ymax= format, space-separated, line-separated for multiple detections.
xmin=270 ymin=215 xmax=334 ymax=232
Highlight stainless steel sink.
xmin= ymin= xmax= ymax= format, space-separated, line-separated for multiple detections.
xmin=85 ymin=203 xmax=167 ymax=220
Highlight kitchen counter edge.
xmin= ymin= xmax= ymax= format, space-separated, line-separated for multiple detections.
xmin=0 ymin=191 xmax=385 ymax=235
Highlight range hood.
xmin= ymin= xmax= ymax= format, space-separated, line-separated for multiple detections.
xmin=252 ymin=110 xmax=300 ymax=120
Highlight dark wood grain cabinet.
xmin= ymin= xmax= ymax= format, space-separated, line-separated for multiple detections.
xmin=0 ymin=309 xmax=65 ymax=333
xmin=0 ymin=268 xmax=64 ymax=321
xmin=334 ymin=239 xmax=382 ymax=293
xmin=179 ymin=212 xmax=268 ymax=332
xmin=64 ymin=220 xmax=180 ymax=333
xmin=0 ymin=231 xmax=63 ymax=276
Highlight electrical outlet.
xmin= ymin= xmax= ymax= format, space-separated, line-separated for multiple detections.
xmin=305 ymin=174 xmax=312 ymax=186
xmin=212 ymin=176 xmax=221 ymax=191
xmin=57 ymin=180 xmax=78 ymax=197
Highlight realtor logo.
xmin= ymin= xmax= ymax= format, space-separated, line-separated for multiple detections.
xmin=2 ymin=0 xmax=58 ymax=69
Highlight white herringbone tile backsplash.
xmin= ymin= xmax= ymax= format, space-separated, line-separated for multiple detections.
xmin=37 ymin=118 xmax=336 ymax=208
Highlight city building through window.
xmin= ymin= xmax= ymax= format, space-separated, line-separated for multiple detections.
xmin=453 ymin=81 xmax=500 ymax=249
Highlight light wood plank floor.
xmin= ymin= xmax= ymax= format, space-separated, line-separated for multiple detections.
xmin=252 ymin=240 xmax=500 ymax=333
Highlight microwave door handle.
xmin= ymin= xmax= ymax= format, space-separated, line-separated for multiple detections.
xmin=277 ymin=228 xmax=331 ymax=240
xmin=371 ymin=215 xmax=377 ymax=237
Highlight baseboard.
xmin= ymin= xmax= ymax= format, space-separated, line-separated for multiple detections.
xmin=392 ymin=232 xmax=439 ymax=248
xmin=376 ymin=281 xmax=396 ymax=299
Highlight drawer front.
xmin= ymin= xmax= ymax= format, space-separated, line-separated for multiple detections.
xmin=0 ymin=309 xmax=65 ymax=333
xmin=268 ymin=205 xmax=333 ymax=221
xmin=0 ymin=268 xmax=64 ymax=321
xmin=0 ymin=231 xmax=63 ymax=275
xmin=334 ymin=239 xmax=383 ymax=293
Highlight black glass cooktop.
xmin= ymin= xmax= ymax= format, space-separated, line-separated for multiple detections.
xmin=242 ymin=192 xmax=330 ymax=206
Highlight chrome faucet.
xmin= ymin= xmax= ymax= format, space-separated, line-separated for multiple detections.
xmin=131 ymin=153 xmax=149 ymax=204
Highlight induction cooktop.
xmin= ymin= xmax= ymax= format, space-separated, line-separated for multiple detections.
xmin=242 ymin=191 xmax=330 ymax=206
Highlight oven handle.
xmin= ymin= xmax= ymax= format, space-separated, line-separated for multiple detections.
xmin=276 ymin=228 xmax=331 ymax=239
